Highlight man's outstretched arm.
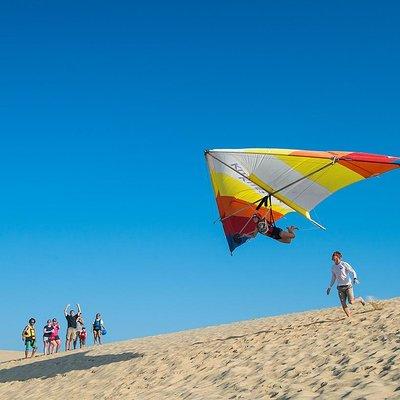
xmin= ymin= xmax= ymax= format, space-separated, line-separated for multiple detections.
xmin=64 ymin=304 xmax=70 ymax=316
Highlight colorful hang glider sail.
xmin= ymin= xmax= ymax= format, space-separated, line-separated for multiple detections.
xmin=205 ymin=148 xmax=400 ymax=253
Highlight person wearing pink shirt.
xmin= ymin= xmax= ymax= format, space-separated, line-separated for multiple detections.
xmin=50 ymin=318 xmax=61 ymax=354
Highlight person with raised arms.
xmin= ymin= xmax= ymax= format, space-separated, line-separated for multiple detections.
xmin=64 ymin=303 xmax=82 ymax=351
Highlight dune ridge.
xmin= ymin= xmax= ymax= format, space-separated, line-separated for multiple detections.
xmin=0 ymin=298 xmax=399 ymax=399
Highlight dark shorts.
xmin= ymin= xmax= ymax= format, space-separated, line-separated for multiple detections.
xmin=267 ymin=226 xmax=283 ymax=240
xmin=337 ymin=284 xmax=354 ymax=307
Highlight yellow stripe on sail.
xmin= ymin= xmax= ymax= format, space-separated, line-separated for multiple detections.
xmin=210 ymin=171 xmax=264 ymax=202
xmin=274 ymin=155 xmax=364 ymax=193
xmin=210 ymin=171 xmax=293 ymax=216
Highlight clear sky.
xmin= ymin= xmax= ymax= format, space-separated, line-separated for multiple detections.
xmin=1 ymin=1 xmax=399 ymax=350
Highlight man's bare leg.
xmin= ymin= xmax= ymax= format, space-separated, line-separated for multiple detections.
xmin=349 ymin=297 xmax=366 ymax=306
xmin=342 ymin=305 xmax=351 ymax=317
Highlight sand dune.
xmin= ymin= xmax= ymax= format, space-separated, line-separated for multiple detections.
xmin=0 ymin=351 xmax=24 ymax=364
xmin=0 ymin=298 xmax=399 ymax=399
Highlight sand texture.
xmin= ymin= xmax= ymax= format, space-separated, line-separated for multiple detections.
xmin=0 ymin=351 xmax=24 ymax=364
xmin=0 ymin=298 xmax=399 ymax=399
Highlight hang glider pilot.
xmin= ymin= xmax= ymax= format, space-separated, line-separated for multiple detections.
xmin=236 ymin=214 xmax=298 ymax=244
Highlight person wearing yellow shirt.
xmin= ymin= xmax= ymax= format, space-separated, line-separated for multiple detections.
xmin=22 ymin=318 xmax=38 ymax=358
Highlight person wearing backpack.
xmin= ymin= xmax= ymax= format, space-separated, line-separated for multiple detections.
xmin=93 ymin=313 xmax=105 ymax=345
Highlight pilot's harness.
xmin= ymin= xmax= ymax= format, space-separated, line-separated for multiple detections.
xmin=255 ymin=195 xmax=276 ymax=234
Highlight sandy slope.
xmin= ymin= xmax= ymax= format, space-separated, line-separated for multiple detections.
xmin=0 ymin=298 xmax=399 ymax=400
xmin=0 ymin=351 xmax=24 ymax=364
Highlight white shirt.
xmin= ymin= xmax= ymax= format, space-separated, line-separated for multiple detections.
xmin=76 ymin=317 xmax=84 ymax=331
xmin=329 ymin=261 xmax=358 ymax=287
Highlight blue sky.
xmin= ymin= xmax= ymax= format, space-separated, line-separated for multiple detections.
xmin=1 ymin=1 xmax=399 ymax=350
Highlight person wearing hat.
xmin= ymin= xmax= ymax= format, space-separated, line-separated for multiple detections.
xmin=22 ymin=318 xmax=38 ymax=358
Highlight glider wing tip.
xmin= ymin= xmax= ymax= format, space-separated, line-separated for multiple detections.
xmin=315 ymin=221 xmax=326 ymax=230
xmin=308 ymin=216 xmax=326 ymax=230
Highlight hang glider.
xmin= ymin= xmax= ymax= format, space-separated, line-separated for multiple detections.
xmin=205 ymin=148 xmax=400 ymax=253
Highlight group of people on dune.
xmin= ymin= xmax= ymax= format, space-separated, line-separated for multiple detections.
xmin=22 ymin=304 xmax=106 ymax=358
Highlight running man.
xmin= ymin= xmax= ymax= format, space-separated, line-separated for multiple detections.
xmin=326 ymin=251 xmax=366 ymax=317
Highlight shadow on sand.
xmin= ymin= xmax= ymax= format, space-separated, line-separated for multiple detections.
xmin=0 ymin=351 xmax=143 ymax=383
